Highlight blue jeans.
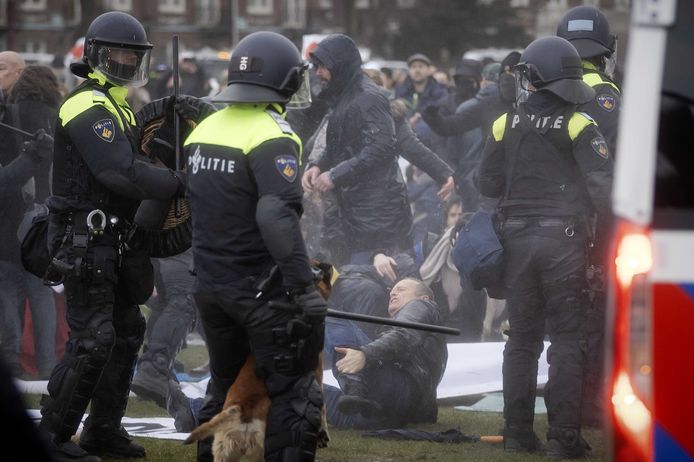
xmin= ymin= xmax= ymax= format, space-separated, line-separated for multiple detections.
xmin=323 ymin=318 xmax=420 ymax=428
xmin=23 ymin=270 xmax=57 ymax=375
xmin=0 ymin=261 xmax=57 ymax=375
xmin=322 ymin=318 xmax=371 ymax=369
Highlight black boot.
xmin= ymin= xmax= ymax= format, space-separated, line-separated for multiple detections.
xmin=42 ymin=430 xmax=102 ymax=462
xmin=546 ymin=427 xmax=592 ymax=460
xmin=502 ymin=426 xmax=542 ymax=453
xmin=336 ymin=373 xmax=381 ymax=418
xmin=79 ymin=424 xmax=145 ymax=458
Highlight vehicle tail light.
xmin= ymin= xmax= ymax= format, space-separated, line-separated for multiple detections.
xmin=609 ymin=220 xmax=653 ymax=461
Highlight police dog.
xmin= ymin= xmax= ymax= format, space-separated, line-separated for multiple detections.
xmin=184 ymin=261 xmax=334 ymax=462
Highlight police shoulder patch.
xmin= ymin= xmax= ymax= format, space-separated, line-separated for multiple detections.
xmin=93 ymin=118 xmax=115 ymax=143
xmin=591 ymin=137 xmax=609 ymax=159
xmin=275 ymin=155 xmax=298 ymax=182
xmin=597 ymin=94 xmax=616 ymax=112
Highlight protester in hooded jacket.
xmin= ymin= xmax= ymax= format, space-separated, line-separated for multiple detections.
xmin=301 ymin=69 xmax=453 ymax=267
xmin=302 ymin=34 xmax=413 ymax=264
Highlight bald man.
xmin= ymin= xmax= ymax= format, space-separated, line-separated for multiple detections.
xmin=0 ymin=51 xmax=25 ymax=94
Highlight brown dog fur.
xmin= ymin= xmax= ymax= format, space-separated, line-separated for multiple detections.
xmin=184 ymin=262 xmax=333 ymax=462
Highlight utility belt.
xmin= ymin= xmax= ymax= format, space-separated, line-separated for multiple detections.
xmin=502 ymin=215 xmax=606 ymax=297
xmin=501 ymin=216 xmax=584 ymax=238
xmin=46 ymin=208 xmax=128 ymax=285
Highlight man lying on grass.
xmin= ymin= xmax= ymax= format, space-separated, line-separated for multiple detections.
xmin=323 ymin=278 xmax=448 ymax=428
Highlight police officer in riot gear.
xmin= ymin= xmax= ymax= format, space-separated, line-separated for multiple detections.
xmin=557 ymin=5 xmax=620 ymax=154
xmin=185 ymin=31 xmax=326 ymax=462
xmin=557 ymin=5 xmax=620 ymax=427
xmin=478 ymin=36 xmax=613 ymax=458
xmin=38 ymin=11 xmax=203 ymax=461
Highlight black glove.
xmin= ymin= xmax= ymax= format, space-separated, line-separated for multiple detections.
xmin=420 ymin=104 xmax=441 ymax=125
xmin=174 ymin=95 xmax=217 ymax=123
xmin=146 ymin=96 xmax=217 ymax=167
xmin=292 ymin=287 xmax=327 ymax=323
xmin=22 ymin=129 xmax=54 ymax=162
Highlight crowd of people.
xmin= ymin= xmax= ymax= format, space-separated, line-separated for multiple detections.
xmin=0 ymin=4 xmax=621 ymax=461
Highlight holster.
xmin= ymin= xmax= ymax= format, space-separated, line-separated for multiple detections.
xmin=46 ymin=210 xmax=121 ymax=285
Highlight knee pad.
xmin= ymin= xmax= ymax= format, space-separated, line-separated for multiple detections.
xmin=265 ymin=373 xmax=322 ymax=456
xmin=289 ymin=374 xmax=323 ymax=430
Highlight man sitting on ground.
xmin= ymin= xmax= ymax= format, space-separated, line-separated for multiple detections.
xmin=323 ymin=278 xmax=448 ymax=428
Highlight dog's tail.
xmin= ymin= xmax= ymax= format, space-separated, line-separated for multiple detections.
xmin=183 ymin=405 xmax=241 ymax=445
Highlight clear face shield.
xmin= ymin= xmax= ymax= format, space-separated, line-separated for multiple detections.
xmin=514 ymin=65 xmax=534 ymax=105
xmin=96 ymin=44 xmax=151 ymax=87
xmin=602 ymin=37 xmax=618 ymax=78
xmin=286 ymin=63 xmax=312 ymax=110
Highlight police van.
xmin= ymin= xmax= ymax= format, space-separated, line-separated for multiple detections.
xmin=607 ymin=0 xmax=694 ymax=460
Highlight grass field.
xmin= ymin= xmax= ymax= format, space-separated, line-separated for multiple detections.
xmin=24 ymin=343 xmax=605 ymax=461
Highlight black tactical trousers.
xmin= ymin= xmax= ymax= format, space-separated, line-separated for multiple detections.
xmin=40 ymin=233 xmax=146 ymax=442
xmin=194 ymin=288 xmax=324 ymax=462
xmin=500 ymin=218 xmax=588 ymax=437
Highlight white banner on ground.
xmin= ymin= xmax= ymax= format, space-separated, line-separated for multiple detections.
xmin=26 ymin=410 xmax=190 ymax=441
xmin=18 ymin=342 xmax=550 ymax=401
xmin=21 ymin=342 xmax=550 ymax=441
xmin=321 ymin=341 xmax=550 ymax=399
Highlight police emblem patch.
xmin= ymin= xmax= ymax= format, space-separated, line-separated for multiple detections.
xmin=275 ymin=155 xmax=298 ymax=182
xmin=93 ymin=119 xmax=115 ymax=143
xmin=597 ymin=94 xmax=615 ymax=112
xmin=591 ymin=137 xmax=609 ymax=159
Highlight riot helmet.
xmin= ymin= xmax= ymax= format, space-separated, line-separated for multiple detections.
xmin=515 ymin=36 xmax=594 ymax=105
xmin=213 ymin=31 xmax=310 ymax=108
xmin=557 ymin=6 xmax=616 ymax=58
xmin=557 ymin=6 xmax=617 ymax=75
xmin=80 ymin=11 xmax=153 ymax=87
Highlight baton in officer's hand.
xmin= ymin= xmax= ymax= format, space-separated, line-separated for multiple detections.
xmin=267 ymin=301 xmax=460 ymax=336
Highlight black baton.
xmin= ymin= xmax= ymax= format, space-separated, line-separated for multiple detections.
xmin=0 ymin=120 xmax=34 ymax=138
xmin=268 ymin=301 xmax=460 ymax=336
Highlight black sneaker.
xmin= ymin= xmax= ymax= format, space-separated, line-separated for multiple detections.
xmin=79 ymin=425 xmax=145 ymax=459
xmin=337 ymin=395 xmax=382 ymax=419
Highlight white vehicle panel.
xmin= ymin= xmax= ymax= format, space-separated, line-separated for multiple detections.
xmin=650 ymin=230 xmax=694 ymax=283
xmin=612 ymin=26 xmax=667 ymax=226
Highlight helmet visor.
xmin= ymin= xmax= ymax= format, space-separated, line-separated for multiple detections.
xmin=96 ymin=45 xmax=151 ymax=87
xmin=514 ymin=66 xmax=533 ymax=105
xmin=287 ymin=70 xmax=312 ymax=110
xmin=603 ymin=38 xmax=618 ymax=78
